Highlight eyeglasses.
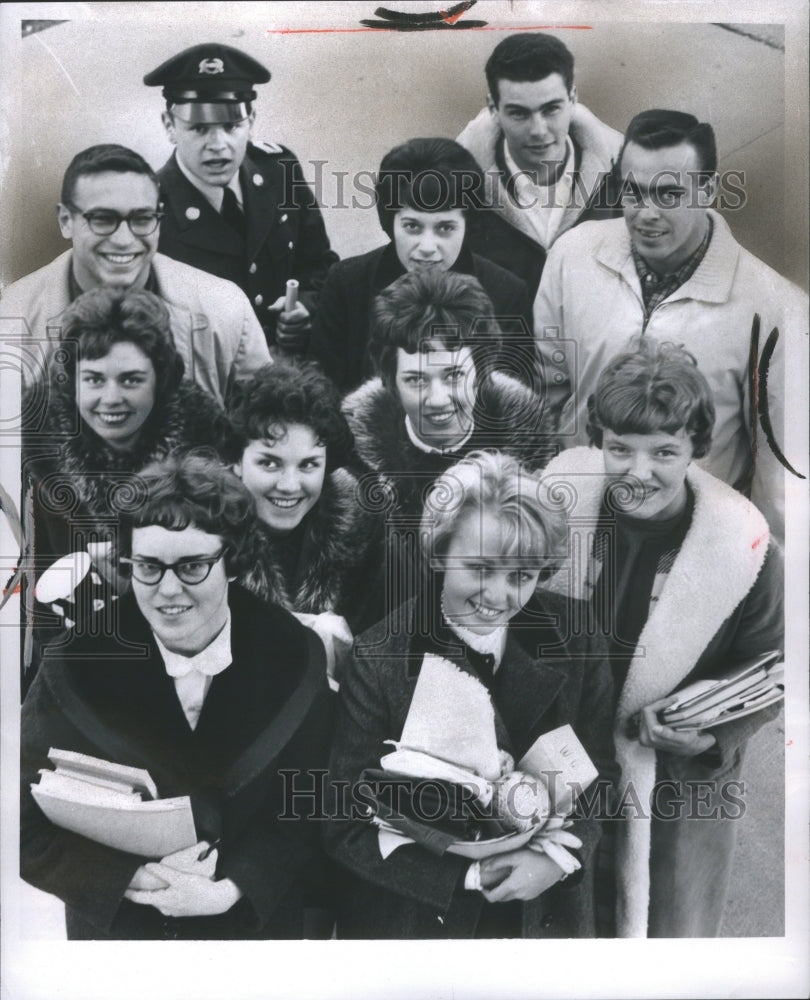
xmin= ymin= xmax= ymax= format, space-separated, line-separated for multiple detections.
xmin=67 ymin=204 xmax=164 ymax=237
xmin=119 ymin=549 xmax=226 ymax=586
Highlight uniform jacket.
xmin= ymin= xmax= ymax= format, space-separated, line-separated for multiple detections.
xmin=457 ymin=103 xmax=623 ymax=299
xmin=1 ymin=250 xmax=270 ymax=405
xmin=157 ymin=143 xmax=338 ymax=342
xmin=307 ymin=243 xmax=534 ymax=393
xmin=541 ymin=447 xmax=784 ymax=937
xmin=343 ymin=373 xmax=557 ymax=522
xmin=323 ymin=592 xmax=617 ymax=938
xmin=534 ymin=212 xmax=809 ymax=541
xmin=23 ymin=378 xmax=225 ymax=565
xmin=20 ymin=584 xmax=333 ymax=940
xmin=239 ymin=466 xmax=385 ymax=636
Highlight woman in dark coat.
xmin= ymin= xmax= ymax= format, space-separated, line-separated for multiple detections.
xmin=21 ymin=453 xmax=332 ymax=940
xmin=540 ymin=341 xmax=784 ymax=937
xmin=308 ymin=137 xmax=535 ymax=393
xmin=324 ymin=450 xmax=616 ymax=939
xmin=225 ymin=360 xmax=384 ymax=678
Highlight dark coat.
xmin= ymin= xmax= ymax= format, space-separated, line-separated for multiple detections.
xmin=157 ymin=143 xmax=338 ymax=344
xmin=307 ymin=243 xmax=534 ymax=393
xmin=20 ymin=584 xmax=333 ymax=940
xmin=239 ymin=467 xmax=385 ymax=636
xmin=323 ymin=592 xmax=617 ymax=939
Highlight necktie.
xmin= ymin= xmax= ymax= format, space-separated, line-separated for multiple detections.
xmin=221 ymin=187 xmax=245 ymax=237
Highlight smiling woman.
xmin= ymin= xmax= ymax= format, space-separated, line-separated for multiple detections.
xmin=21 ymin=287 xmax=225 ymax=680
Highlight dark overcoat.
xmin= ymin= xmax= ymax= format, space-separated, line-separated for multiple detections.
xmin=323 ymin=592 xmax=617 ymax=938
xmin=20 ymin=584 xmax=332 ymax=940
xmin=157 ymin=143 xmax=338 ymax=343
xmin=307 ymin=243 xmax=534 ymax=393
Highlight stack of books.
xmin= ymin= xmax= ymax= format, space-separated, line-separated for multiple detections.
xmin=660 ymin=651 xmax=784 ymax=733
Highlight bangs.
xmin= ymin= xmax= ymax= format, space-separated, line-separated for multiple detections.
xmin=597 ymin=387 xmax=694 ymax=439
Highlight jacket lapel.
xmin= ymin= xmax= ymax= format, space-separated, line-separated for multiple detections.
xmin=242 ymin=148 xmax=282 ymax=264
xmin=159 ymin=155 xmax=243 ymax=256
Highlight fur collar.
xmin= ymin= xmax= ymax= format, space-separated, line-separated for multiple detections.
xmin=24 ymin=380 xmax=223 ymax=520
xmin=240 ymin=467 xmax=376 ymax=617
xmin=343 ymin=374 xmax=554 ymax=514
xmin=541 ymin=446 xmax=770 ymax=935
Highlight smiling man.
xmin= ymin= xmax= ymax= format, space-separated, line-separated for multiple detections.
xmin=534 ymin=109 xmax=809 ymax=541
xmin=144 ymin=43 xmax=337 ymax=353
xmin=2 ymin=144 xmax=270 ymax=404
xmin=457 ymin=32 xmax=622 ymax=298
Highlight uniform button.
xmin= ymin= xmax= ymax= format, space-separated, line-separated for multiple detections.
xmin=540 ymin=913 xmax=554 ymax=928
xmin=185 ymin=206 xmax=201 ymax=221
xmin=288 ymin=241 xmax=294 ymax=250
xmin=254 ymin=294 xmax=263 ymax=306
xmin=249 ymin=263 xmax=257 ymax=275
xmin=280 ymin=213 xmax=288 ymax=223
xmin=253 ymin=173 xmax=264 ymax=186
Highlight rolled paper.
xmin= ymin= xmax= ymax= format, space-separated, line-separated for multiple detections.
xmin=493 ymin=770 xmax=551 ymax=832
xmin=284 ymin=278 xmax=299 ymax=312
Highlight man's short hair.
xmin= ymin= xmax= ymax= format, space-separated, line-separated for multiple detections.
xmin=485 ymin=32 xmax=574 ymax=106
xmin=375 ymin=137 xmax=486 ymax=239
xmin=55 ymin=287 xmax=183 ymax=405
xmin=423 ymin=449 xmax=565 ymax=568
xmin=120 ymin=452 xmax=258 ymax=578
xmin=368 ymin=269 xmax=501 ymax=391
xmin=586 ymin=338 xmax=715 ymax=458
xmin=225 ymin=360 xmax=354 ymax=473
xmin=619 ymin=109 xmax=717 ymax=177
xmin=61 ymin=144 xmax=159 ymax=206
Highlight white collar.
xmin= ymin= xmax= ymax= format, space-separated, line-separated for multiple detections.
xmin=404 ymin=414 xmax=475 ymax=455
xmin=503 ymin=134 xmax=575 ymax=194
xmin=176 ymin=155 xmax=244 ymax=213
xmin=155 ymin=613 xmax=232 ymax=679
xmin=442 ymin=600 xmax=508 ymax=670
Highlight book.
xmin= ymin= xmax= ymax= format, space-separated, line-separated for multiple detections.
xmin=31 ymin=748 xmax=197 ymax=859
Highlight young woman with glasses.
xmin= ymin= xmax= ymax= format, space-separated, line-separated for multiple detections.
xmin=20 ymin=452 xmax=333 ymax=940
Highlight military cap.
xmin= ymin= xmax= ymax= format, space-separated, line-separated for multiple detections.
xmin=144 ymin=43 xmax=271 ymax=124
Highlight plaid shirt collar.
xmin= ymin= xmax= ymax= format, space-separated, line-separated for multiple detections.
xmin=631 ymin=216 xmax=713 ymax=316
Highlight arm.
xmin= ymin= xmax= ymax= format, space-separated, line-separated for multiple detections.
xmin=230 ymin=289 xmax=273 ymax=389
xmin=532 ymin=244 xmax=573 ymax=422
xmin=307 ymin=261 xmax=352 ymax=390
xmin=284 ymin=153 xmax=339 ymax=313
xmin=323 ymin=649 xmax=468 ymax=912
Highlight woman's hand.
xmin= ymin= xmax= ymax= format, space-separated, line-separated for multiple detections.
xmin=294 ymin=611 xmax=354 ymax=684
xmin=124 ymin=865 xmax=242 ymax=918
xmin=637 ymin=696 xmax=718 ymax=757
xmin=479 ymin=849 xmax=565 ymax=903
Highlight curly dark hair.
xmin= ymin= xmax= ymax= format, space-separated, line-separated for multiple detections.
xmin=50 ymin=286 xmax=184 ymax=411
xmin=368 ymin=269 xmax=501 ymax=392
xmin=586 ymin=338 xmax=715 ymax=458
xmin=224 ymin=360 xmax=354 ymax=472
xmin=375 ymin=137 xmax=487 ymax=240
xmin=119 ymin=451 xmax=258 ymax=578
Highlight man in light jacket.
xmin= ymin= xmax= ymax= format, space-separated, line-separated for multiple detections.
xmin=457 ymin=32 xmax=622 ymax=299
xmin=1 ymin=144 xmax=270 ymax=405
xmin=534 ymin=109 xmax=808 ymax=542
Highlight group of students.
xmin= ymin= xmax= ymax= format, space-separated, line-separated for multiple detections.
xmin=14 ymin=31 xmax=789 ymax=943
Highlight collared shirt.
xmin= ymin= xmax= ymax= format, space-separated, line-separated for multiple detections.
xmin=176 ymin=154 xmax=244 ymax=214
xmin=404 ymin=414 xmax=475 ymax=456
xmin=503 ymin=136 xmax=576 ymax=249
xmin=444 ymin=614 xmax=508 ymax=674
xmin=155 ymin=614 xmax=232 ymax=730
xmin=631 ymin=217 xmax=714 ymax=318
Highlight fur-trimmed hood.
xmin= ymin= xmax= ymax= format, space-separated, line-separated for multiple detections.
xmin=24 ymin=379 xmax=225 ymax=522
xmin=239 ymin=466 xmax=381 ymax=629
xmin=343 ymin=373 xmax=557 ymax=516
xmin=540 ymin=446 xmax=771 ymax=936
xmin=457 ymin=103 xmax=622 ymax=246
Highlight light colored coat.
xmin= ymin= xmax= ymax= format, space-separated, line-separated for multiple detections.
xmin=541 ymin=446 xmax=783 ymax=937
xmin=534 ymin=212 xmax=809 ymax=541
xmin=1 ymin=250 xmax=270 ymax=405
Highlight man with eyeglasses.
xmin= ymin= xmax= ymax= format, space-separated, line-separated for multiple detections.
xmin=2 ymin=144 xmax=270 ymax=405
xmin=534 ymin=109 xmax=808 ymax=542
xmin=143 ymin=43 xmax=338 ymax=354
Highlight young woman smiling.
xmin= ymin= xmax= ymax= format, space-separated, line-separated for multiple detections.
xmin=226 ymin=360 xmax=383 ymax=683
xmin=540 ymin=340 xmax=784 ymax=937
